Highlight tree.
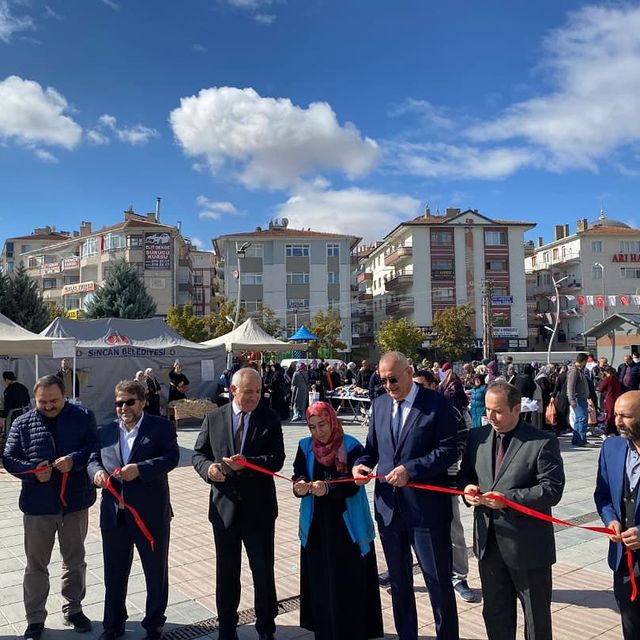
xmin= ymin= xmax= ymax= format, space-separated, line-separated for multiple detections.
xmin=376 ymin=318 xmax=425 ymax=359
xmin=251 ymin=302 xmax=283 ymax=338
xmin=44 ymin=301 xmax=67 ymax=322
xmin=4 ymin=263 xmax=50 ymax=332
xmin=166 ymin=303 xmax=209 ymax=342
xmin=204 ymin=296 xmax=246 ymax=339
xmin=308 ymin=310 xmax=346 ymax=353
xmin=432 ymin=304 xmax=475 ymax=362
xmin=0 ymin=270 xmax=9 ymax=316
xmin=85 ymin=258 xmax=156 ymax=318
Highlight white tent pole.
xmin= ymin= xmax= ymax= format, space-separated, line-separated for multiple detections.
xmin=35 ymin=354 xmax=39 ymax=382
xmin=72 ymin=353 xmax=77 ymax=401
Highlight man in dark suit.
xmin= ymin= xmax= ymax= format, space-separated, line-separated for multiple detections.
xmin=193 ymin=367 xmax=285 ymax=640
xmin=618 ymin=355 xmax=640 ymax=393
xmin=353 ymin=351 xmax=459 ymax=640
xmin=88 ymin=380 xmax=179 ymax=640
xmin=459 ymin=381 xmax=565 ymax=640
xmin=594 ymin=390 xmax=640 ymax=639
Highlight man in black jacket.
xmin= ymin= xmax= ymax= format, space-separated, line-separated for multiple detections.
xmin=3 ymin=375 xmax=97 ymax=640
xmin=193 ymin=367 xmax=285 ymax=640
xmin=618 ymin=355 xmax=640 ymax=393
xmin=1 ymin=370 xmax=31 ymax=433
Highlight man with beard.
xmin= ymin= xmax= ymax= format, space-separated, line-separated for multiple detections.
xmin=594 ymin=391 xmax=640 ymax=639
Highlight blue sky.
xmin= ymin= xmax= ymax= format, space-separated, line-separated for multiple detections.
xmin=2 ymin=0 xmax=640 ymax=249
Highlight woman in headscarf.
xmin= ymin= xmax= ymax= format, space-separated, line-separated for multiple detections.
xmin=292 ymin=402 xmax=383 ymax=640
xmin=168 ymin=360 xmax=189 ymax=402
xmin=290 ymin=362 xmax=309 ymax=421
xmin=598 ymin=365 xmax=622 ymax=436
xmin=144 ymin=367 xmax=162 ymax=416
xmin=438 ymin=363 xmax=468 ymax=413
xmin=269 ymin=362 xmax=289 ymax=421
xmin=534 ymin=365 xmax=555 ymax=430
xmin=469 ymin=374 xmax=488 ymax=428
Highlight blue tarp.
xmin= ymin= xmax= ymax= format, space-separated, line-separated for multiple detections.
xmin=288 ymin=325 xmax=319 ymax=341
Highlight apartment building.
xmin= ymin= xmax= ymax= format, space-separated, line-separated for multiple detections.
xmin=213 ymin=219 xmax=360 ymax=349
xmin=191 ymin=249 xmax=216 ymax=316
xmin=355 ymin=208 xmax=535 ymax=357
xmin=1 ymin=207 xmax=195 ymax=317
xmin=525 ymin=210 xmax=640 ymax=351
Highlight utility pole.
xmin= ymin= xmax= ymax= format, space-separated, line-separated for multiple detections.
xmin=482 ymin=280 xmax=494 ymax=361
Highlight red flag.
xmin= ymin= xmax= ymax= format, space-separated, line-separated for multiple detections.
xmin=596 ymin=295 xmax=605 ymax=309
xmin=621 ymin=295 xmax=630 ymax=306
xmin=577 ymin=295 xmax=586 ymax=306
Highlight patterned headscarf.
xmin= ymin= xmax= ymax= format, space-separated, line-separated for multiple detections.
xmin=305 ymin=401 xmax=348 ymax=473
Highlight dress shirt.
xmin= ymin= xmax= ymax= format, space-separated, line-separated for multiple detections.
xmin=393 ymin=382 xmax=419 ymax=439
xmin=119 ymin=413 xmax=144 ymax=464
xmin=626 ymin=440 xmax=640 ymax=491
xmin=231 ymin=402 xmax=252 ymax=453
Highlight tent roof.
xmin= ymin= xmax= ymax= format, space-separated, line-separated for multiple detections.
xmin=583 ymin=313 xmax=640 ymax=337
xmin=0 ymin=312 xmax=75 ymax=357
xmin=288 ymin=324 xmax=318 ymax=341
xmin=41 ymin=317 xmax=214 ymax=350
xmin=202 ymin=317 xmax=306 ymax=352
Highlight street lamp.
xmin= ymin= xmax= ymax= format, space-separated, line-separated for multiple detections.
xmin=594 ymin=262 xmax=606 ymax=321
xmin=233 ymin=241 xmax=252 ymax=329
xmin=547 ymin=274 xmax=568 ymax=364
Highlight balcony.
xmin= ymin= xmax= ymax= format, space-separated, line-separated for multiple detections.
xmin=356 ymin=271 xmax=373 ymax=284
xmin=355 ymin=334 xmax=375 ymax=345
xmin=385 ymin=269 xmax=413 ymax=291
xmin=358 ymin=291 xmax=373 ymax=302
xmin=384 ymin=244 xmax=413 ymax=267
xmin=386 ymin=297 xmax=414 ymax=316
xmin=352 ymin=310 xmax=373 ymax=322
xmin=528 ymin=248 xmax=581 ymax=272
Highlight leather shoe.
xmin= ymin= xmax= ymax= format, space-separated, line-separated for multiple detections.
xmin=24 ymin=623 xmax=44 ymax=640
xmin=63 ymin=611 xmax=93 ymax=633
xmin=142 ymin=627 xmax=163 ymax=640
xmin=258 ymin=634 xmax=275 ymax=640
xmin=98 ymin=628 xmax=125 ymax=640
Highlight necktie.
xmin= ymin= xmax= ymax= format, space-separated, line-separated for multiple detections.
xmin=495 ymin=434 xmax=508 ymax=476
xmin=392 ymin=400 xmax=404 ymax=445
xmin=234 ymin=411 xmax=246 ymax=454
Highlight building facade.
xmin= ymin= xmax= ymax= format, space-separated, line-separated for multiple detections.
xmin=213 ymin=220 xmax=359 ymax=349
xmin=355 ymin=208 xmax=534 ymax=357
xmin=2 ymin=207 xmax=197 ymax=317
xmin=525 ymin=211 xmax=640 ymax=352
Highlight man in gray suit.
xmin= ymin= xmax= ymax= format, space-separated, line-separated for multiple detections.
xmin=459 ymin=381 xmax=565 ymax=640
xmin=192 ymin=367 xmax=285 ymax=640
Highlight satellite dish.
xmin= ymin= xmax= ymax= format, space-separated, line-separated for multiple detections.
xmin=282 ymin=217 xmax=289 ymax=227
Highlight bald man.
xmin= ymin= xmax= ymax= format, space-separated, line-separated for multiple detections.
xmin=595 ymin=391 xmax=640 ymax=639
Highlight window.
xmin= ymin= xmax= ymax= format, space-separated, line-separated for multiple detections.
xmin=63 ymin=295 xmax=81 ymax=311
xmin=327 ymin=243 xmax=339 ymax=257
xmin=43 ymin=278 xmax=57 ymax=290
xmin=493 ymin=286 xmax=509 ymax=295
xmin=431 ymin=231 xmax=453 ymax=245
xmin=28 ymin=256 xmax=43 ymax=268
xmin=128 ymin=235 xmax=144 ymax=248
xmin=194 ymin=289 xmax=205 ymax=304
xmin=63 ymin=275 xmax=80 ymax=285
xmin=486 ymin=260 xmax=507 ymax=271
xmin=287 ymin=272 xmax=309 ymax=284
xmin=328 ymin=271 xmax=339 ymax=284
xmin=621 ymin=268 xmax=640 ymax=279
xmin=82 ymin=238 xmax=98 ymax=257
xmin=433 ymin=260 xmax=453 ymax=270
xmin=21 ymin=244 xmax=32 ymax=253
xmin=194 ymin=274 xmax=204 ymax=285
xmin=328 ymin=298 xmax=339 ymax=309
xmin=593 ymin=266 xmax=604 ymax=280
xmin=240 ymin=300 xmax=260 ymax=312
xmin=433 ymin=287 xmax=455 ymax=300
xmin=542 ymin=251 xmax=550 ymax=263
xmin=104 ymin=233 xmax=125 ymax=251
xmin=286 ymin=244 xmax=310 ymax=257
xmin=240 ymin=272 xmax=263 ymax=285
xmin=485 ymin=230 xmax=507 ymax=245
xmin=621 ymin=241 xmax=640 ymax=253
xmin=592 ymin=241 xmax=602 ymax=253
xmin=5 ymin=242 xmax=14 ymax=258
xmin=244 ymin=244 xmax=263 ymax=258
xmin=552 ymin=248 xmax=559 ymax=260
xmin=287 ymin=298 xmax=309 ymax=309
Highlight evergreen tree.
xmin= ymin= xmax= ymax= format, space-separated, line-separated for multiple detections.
xmin=85 ymin=258 xmax=156 ymax=318
xmin=5 ymin=263 xmax=51 ymax=332
xmin=0 ymin=270 xmax=9 ymax=317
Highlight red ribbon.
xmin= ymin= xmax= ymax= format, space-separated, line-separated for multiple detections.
xmin=104 ymin=468 xmax=155 ymax=551
xmin=234 ymin=457 xmax=637 ymax=601
xmin=2 ymin=465 xmax=69 ymax=507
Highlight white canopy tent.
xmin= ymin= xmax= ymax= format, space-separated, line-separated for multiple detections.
xmin=201 ymin=317 xmax=307 ymax=352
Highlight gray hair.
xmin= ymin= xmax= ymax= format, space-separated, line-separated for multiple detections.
xmin=231 ymin=367 xmax=262 ymax=388
xmin=379 ymin=351 xmax=409 ymax=370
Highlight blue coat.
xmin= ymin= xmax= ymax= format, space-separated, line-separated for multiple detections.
xmin=469 ymin=384 xmax=487 ymax=428
xmin=3 ymin=403 xmax=97 ymax=515
xmin=594 ymin=436 xmax=640 ymax=571
xmin=355 ymin=384 xmax=457 ymax=528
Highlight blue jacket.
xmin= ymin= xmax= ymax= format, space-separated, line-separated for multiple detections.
xmin=469 ymin=384 xmax=487 ymax=428
xmin=594 ymin=436 xmax=640 ymax=571
xmin=3 ymin=403 xmax=97 ymax=515
xmin=298 ymin=434 xmax=375 ymax=554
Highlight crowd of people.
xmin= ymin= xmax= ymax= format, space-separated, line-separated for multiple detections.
xmin=3 ymin=349 xmax=640 ymax=640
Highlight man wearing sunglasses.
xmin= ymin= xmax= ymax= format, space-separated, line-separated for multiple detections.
xmin=353 ymin=351 xmax=459 ymax=640
xmin=88 ymin=380 xmax=179 ymax=640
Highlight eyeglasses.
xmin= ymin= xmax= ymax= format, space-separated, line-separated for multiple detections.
xmin=379 ymin=376 xmax=399 ymax=386
xmin=114 ymin=398 xmax=137 ymax=408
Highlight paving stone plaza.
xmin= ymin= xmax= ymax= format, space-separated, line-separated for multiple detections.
xmin=0 ymin=417 xmax=624 ymax=639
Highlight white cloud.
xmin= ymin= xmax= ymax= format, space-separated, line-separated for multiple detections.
xmin=466 ymin=4 xmax=640 ymax=172
xmin=0 ymin=0 xmax=34 ymax=43
xmin=43 ymin=5 xmax=63 ymax=21
xmin=254 ymin=13 xmax=275 ymax=25
xmin=197 ymin=195 xmax=238 ymax=220
xmin=276 ymin=183 xmax=420 ymax=243
xmin=100 ymin=0 xmax=120 ymax=10
xmin=93 ymin=113 xmax=158 ymax=145
xmin=226 ymin=0 xmax=272 ymax=8
xmin=0 ymin=75 xmax=82 ymax=149
xmin=389 ymin=141 xmax=538 ymax=180
xmin=192 ymin=43 xmax=207 ymax=53
xmin=389 ymin=98 xmax=456 ymax=132
xmin=190 ymin=236 xmax=206 ymax=250
xmin=170 ymin=86 xmax=379 ymax=189
xmin=34 ymin=148 xmax=58 ymax=163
